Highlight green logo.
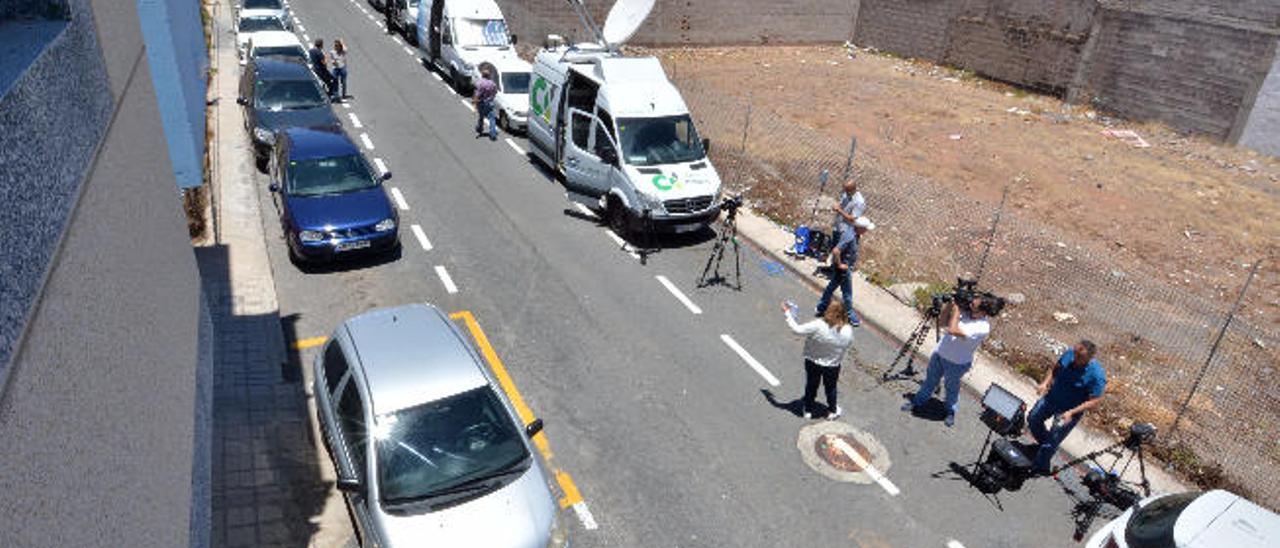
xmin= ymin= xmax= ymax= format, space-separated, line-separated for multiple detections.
xmin=531 ymin=77 xmax=552 ymax=122
xmin=651 ymin=173 xmax=681 ymax=191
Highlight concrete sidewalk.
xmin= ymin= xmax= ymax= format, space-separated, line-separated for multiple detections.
xmin=733 ymin=208 xmax=1187 ymax=495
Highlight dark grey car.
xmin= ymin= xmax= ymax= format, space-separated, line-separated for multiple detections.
xmin=237 ymin=56 xmax=340 ymax=172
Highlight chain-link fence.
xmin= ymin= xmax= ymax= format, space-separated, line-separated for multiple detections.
xmin=669 ymin=73 xmax=1279 ymax=508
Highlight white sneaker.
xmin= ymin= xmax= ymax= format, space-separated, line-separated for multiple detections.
xmin=802 ymin=411 xmax=812 ymax=419
xmin=828 ymin=406 xmax=843 ymax=420
xmin=900 ymin=401 xmax=914 ymax=412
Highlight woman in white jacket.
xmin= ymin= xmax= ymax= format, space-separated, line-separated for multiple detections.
xmin=782 ymin=299 xmax=855 ymax=419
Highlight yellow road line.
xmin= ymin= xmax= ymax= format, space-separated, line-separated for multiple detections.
xmin=292 ymin=336 xmax=328 ymax=350
xmin=449 ymin=311 xmax=551 ymax=458
xmin=555 ymin=470 xmax=584 ymax=508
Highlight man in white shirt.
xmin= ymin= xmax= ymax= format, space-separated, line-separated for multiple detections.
xmin=830 ymin=178 xmax=866 ymax=246
xmin=901 ymin=295 xmax=1001 ymax=427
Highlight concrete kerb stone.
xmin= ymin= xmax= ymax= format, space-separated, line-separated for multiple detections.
xmin=732 ymin=208 xmax=1188 ymax=495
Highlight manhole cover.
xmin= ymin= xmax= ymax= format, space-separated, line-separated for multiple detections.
xmin=815 ymin=434 xmax=871 ymax=472
xmin=797 ymin=421 xmax=892 ymax=483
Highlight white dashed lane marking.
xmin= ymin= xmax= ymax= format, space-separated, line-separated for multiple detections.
xmin=831 ymin=437 xmax=901 ymax=496
xmin=946 ymin=541 xmax=966 ymax=548
xmin=389 ymin=187 xmax=409 ymax=211
xmin=373 ymin=158 xmax=388 ymax=175
xmin=348 ymin=113 xmax=363 ymax=129
xmin=434 ymin=266 xmax=458 ymax=294
xmin=410 ymin=224 xmax=433 ymax=251
xmin=655 ymin=275 xmax=702 ymax=315
xmin=359 ymin=132 xmax=375 ymax=150
xmin=720 ymin=334 xmax=781 ymax=387
xmin=505 ymin=138 xmax=526 ymax=155
xmin=460 ymin=99 xmax=475 ymax=112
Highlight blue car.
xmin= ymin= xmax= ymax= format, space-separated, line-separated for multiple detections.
xmin=268 ymin=127 xmax=400 ymax=263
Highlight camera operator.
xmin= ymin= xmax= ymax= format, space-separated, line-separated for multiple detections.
xmin=815 ymin=217 xmax=874 ymax=327
xmin=901 ymin=295 xmax=1001 ymax=427
xmin=1028 ymin=340 xmax=1107 ymax=475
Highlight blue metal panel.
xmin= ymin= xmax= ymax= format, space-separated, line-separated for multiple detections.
xmin=136 ymin=0 xmax=208 ymax=189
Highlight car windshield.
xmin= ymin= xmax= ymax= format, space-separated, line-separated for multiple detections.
xmin=239 ymin=16 xmax=283 ymax=33
xmin=255 ymin=78 xmax=326 ymax=110
xmin=254 ymin=46 xmax=305 ymax=60
xmin=375 ymin=386 xmax=529 ymax=505
xmin=1125 ymin=492 xmax=1203 ymax=548
xmin=455 ymin=18 xmax=509 ymax=47
xmin=500 ymin=72 xmax=530 ymax=94
xmin=287 ymin=154 xmax=379 ymax=197
xmin=243 ymin=0 xmax=282 ymax=9
xmin=617 ymin=115 xmax=705 ymax=166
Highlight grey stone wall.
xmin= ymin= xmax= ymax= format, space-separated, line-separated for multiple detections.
xmin=1239 ymin=39 xmax=1280 ymax=156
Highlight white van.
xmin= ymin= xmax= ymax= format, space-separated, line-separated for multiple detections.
xmin=415 ymin=0 xmax=517 ymax=92
xmin=526 ymin=2 xmax=721 ymax=235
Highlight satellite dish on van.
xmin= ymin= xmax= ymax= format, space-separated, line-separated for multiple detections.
xmin=602 ymin=0 xmax=655 ymax=47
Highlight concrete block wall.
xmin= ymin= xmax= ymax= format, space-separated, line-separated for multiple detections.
xmin=1081 ymin=7 xmax=1279 ymax=140
xmin=945 ymin=0 xmax=1097 ymax=94
xmin=852 ymin=0 xmax=957 ymax=61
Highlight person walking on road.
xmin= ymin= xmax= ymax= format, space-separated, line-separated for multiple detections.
xmin=331 ymin=39 xmax=349 ymax=100
xmin=1027 ymin=341 xmax=1107 ymax=475
xmin=816 ymin=216 xmax=873 ymax=327
xmin=901 ymin=294 xmax=1002 ymax=427
xmin=783 ymin=300 xmax=855 ymax=419
xmin=308 ymin=38 xmax=334 ymax=99
xmin=473 ymin=65 xmax=499 ymax=141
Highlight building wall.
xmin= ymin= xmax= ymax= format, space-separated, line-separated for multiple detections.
xmin=1239 ymin=39 xmax=1280 ymax=156
xmin=0 ymin=0 xmax=210 ymax=546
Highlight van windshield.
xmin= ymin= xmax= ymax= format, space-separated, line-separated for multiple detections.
xmin=617 ymin=115 xmax=705 ymax=166
xmin=455 ymin=19 xmax=510 ymax=47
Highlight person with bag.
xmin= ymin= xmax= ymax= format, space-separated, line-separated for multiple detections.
xmin=782 ymin=300 xmax=855 ymax=419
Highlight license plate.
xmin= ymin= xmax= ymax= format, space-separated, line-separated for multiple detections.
xmin=674 ymin=222 xmax=702 ymax=234
xmin=334 ymin=240 xmax=371 ymax=252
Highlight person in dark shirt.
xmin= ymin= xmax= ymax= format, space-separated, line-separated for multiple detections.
xmin=1028 ymin=340 xmax=1107 ymax=474
xmin=472 ymin=65 xmax=499 ymax=141
xmin=815 ymin=216 xmax=873 ymax=327
xmin=308 ymin=39 xmax=334 ymax=99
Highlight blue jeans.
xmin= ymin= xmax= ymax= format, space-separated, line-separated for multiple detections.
xmin=910 ymin=353 xmax=971 ymax=417
xmin=333 ymin=67 xmax=347 ymax=98
xmin=816 ymin=268 xmax=858 ymax=323
xmin=1027 ymin=397 xmax=1080 ymax=473
xmin=476 ymin=101 xmax=497 ymax=139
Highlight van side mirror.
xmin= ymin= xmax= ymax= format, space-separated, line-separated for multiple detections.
xmin=525 ymin=418 xmax=544 ymax=438
xmin=336 ymin=477 xmax=362 ymax=493
xmin=510 ymin=34 xmax=518 ymax=45
xmin=701 ymin=138 xmax=711 ymax=154
xmin=268 ymin=183 xmax=280 ymax=193
xmin=236 ymin=97 xmax=248 ymax=106
xmin=599 ymin=147 xmax=618 ymax=166
xmin=381 ymin=171 xmax=393 ymax=181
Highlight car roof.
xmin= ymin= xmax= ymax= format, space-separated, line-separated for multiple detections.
xmin=283 ymin=127 xmax=360 ymax=161
xmin=254 ymin=57 xmax=315 ymax=80
xmin=249 ymin=30 xmax=303 ymax=48
xmin=342 ymin=304 xmax=489 ymax=416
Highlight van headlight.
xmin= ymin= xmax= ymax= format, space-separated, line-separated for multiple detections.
xmin=546 ymin=510 xmax=570 ymax=548
xmin=253 ymin=126 xmax=276 ymax=144
xmin=298 ymin=230 xmax=324 ymax=242
xmin=374 ymin=218 xmax=396 ymax=232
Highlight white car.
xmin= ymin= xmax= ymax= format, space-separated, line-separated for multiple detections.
xmin=1086 ymin=490 xmax=1280 ymax=548
xmin=488 ymin=56 xmax=530 ymax=133
xmin=238 ymin=0 xmax=291 ymax=28
xmin=236 ymin=11 xmax=287 ymax=61
xmin=242 ymin=30 xmax=307 ymax=66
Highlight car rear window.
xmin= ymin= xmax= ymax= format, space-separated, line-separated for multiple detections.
xmin=243 ymin=0 xmax=283 ymax=9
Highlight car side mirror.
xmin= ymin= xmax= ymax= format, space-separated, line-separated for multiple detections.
xmin=380 ymin=171 xmax=393 ymax=181
xmin=701 ymin=138 xmax=711 ymax=154
xmin=268 ymin=183 xmax=280 ymax=193
xmin=510 ymin=34 xmax=518 ymax=45
xmin=336 ymin=477 xmax=362 ymax=493
xmin=236 ymin=97 xmax=248 ymax=106
xmin=525 ymin=418 xmax=544 ymax=438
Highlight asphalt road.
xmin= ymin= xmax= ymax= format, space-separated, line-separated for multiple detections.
xmin=243 ymin=0 xmax=1103 ymax=545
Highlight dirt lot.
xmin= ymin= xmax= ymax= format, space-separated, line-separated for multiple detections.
xmin=644 ymin=44 xmax=1278 ymax=324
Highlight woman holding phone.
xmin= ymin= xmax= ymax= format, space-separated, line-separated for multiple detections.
xmin=782 ymin=300 xmax=855 ymax=419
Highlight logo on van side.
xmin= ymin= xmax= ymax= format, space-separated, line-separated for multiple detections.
xmin=531 ymin=76 xmax=552 ymax=122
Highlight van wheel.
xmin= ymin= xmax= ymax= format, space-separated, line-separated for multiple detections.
xmin=449 ymin=68 xmax=462 ymax=93
xmin=607 ymin=198 xmax=630 ymax=239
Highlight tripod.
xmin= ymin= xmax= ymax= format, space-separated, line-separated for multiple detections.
xmin=882 ymin=306 xmax=940 ymax=381
xmin=1053 ymin=436 xmax=1151 ymax=541
xmin=698 ymin=205 xmax=742 ymax=290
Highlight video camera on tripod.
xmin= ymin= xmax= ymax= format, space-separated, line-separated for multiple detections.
xmin=928 ymin=278 xmax=1004 ymax=318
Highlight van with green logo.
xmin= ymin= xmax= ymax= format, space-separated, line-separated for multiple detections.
xmin=525 ymin=2 xmax=722 ymax=235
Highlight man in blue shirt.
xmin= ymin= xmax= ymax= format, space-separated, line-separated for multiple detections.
xmin=816 ymin=217 xmax=874 ymax=327
xmin=1028 ymin=340 xmax=1107 ymax=474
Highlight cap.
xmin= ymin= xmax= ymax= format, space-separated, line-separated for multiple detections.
xmin=853 ymin=216 xmax=875 ymax=230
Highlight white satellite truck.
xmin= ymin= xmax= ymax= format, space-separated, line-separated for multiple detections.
xmin=527 ymin=0 xmax=723 ymax=235
xmin=415 ymin=0 xmax=518 ymax=93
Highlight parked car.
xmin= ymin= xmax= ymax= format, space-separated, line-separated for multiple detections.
xmin=489 ymin=55 xmax=531 ymax=134
xmin=243 ymin=30 xmax=308 ymax=66
xmin=312 ymin=304 xmax=570 ymax=547
xmin=388 ymin=0 xmax=421 ymax=43
xmin=238 ymin=56 xmax=340 ymax=171
xmin=235 ymin=11 xmax=286 ymax=61
xmin=1086 ymin=489 xmax=1280 ymax=548
xmin=267 ymin=127 xmax=400 ymax=264
xmin=237 ymin=0 xmax=291 ymax=29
